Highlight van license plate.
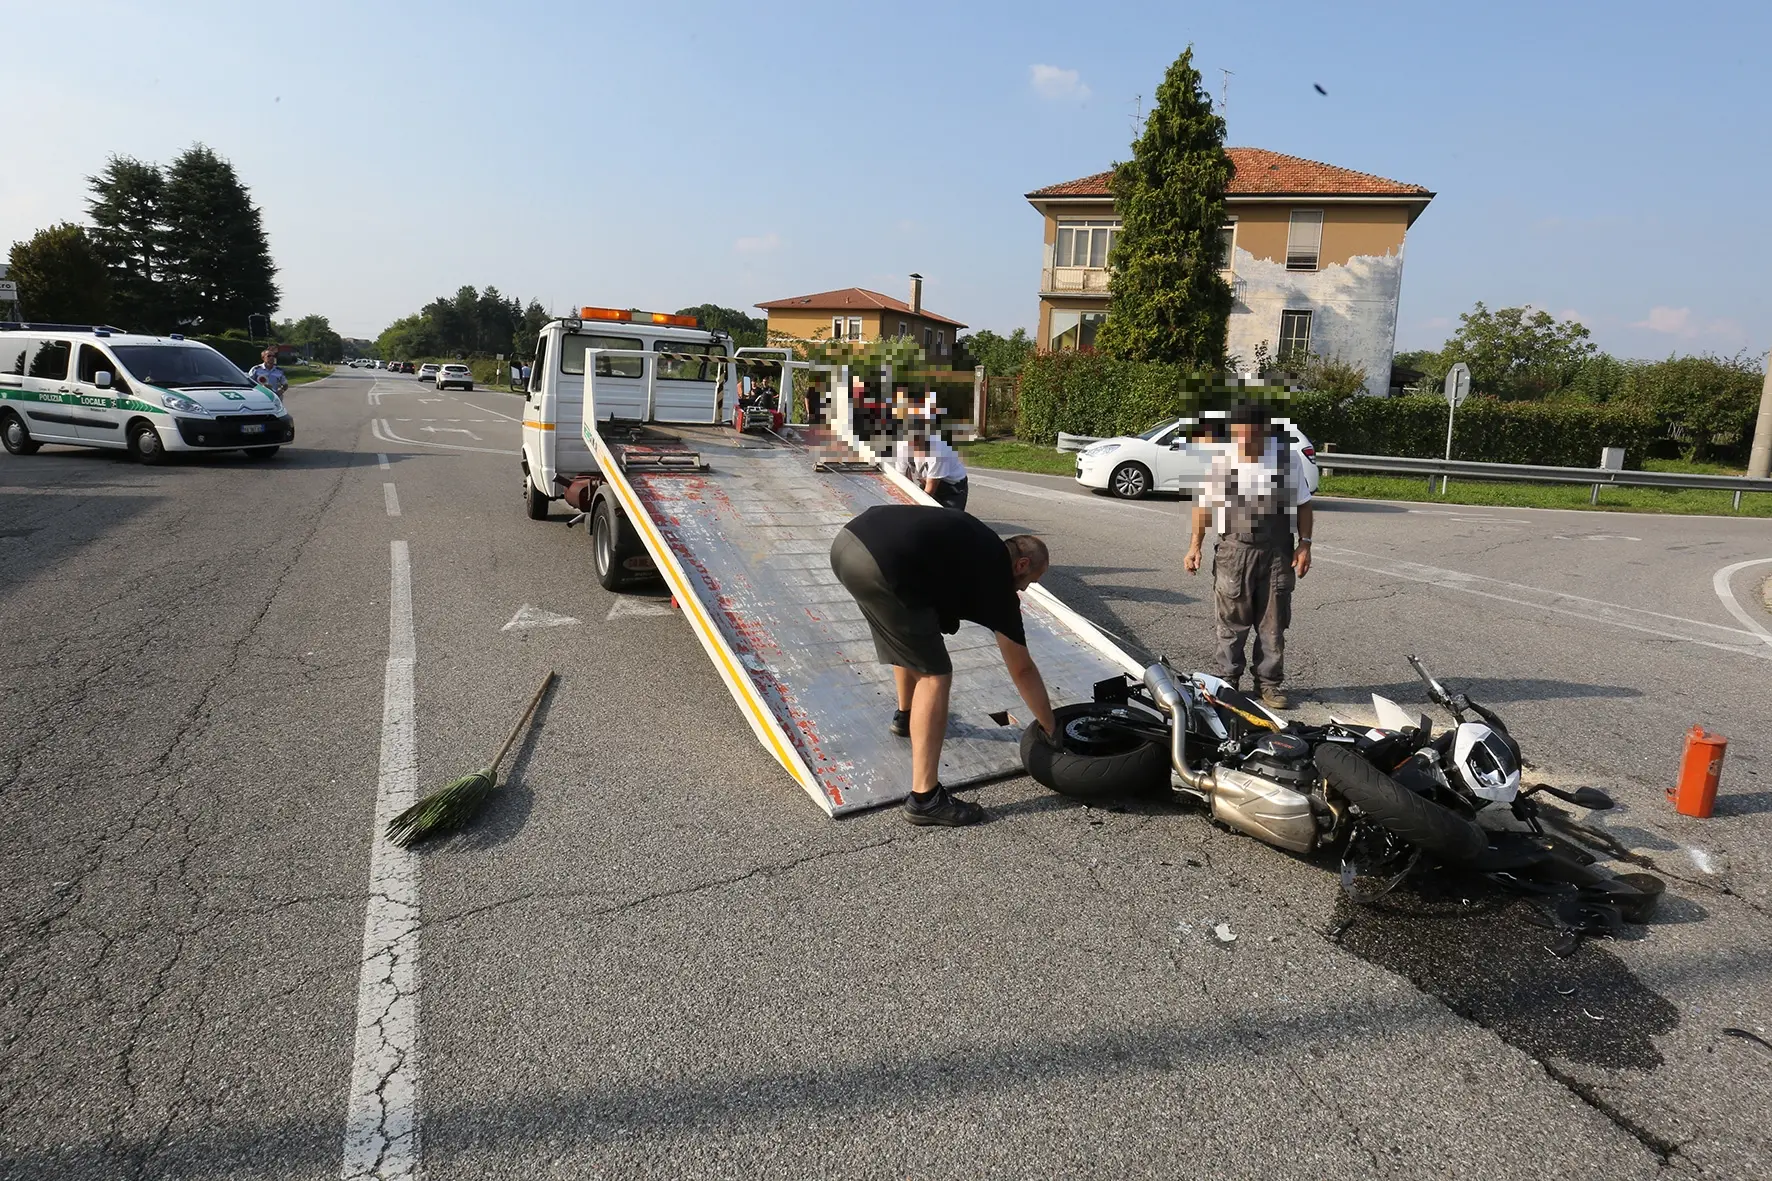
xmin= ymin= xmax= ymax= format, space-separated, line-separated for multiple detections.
xmin=241 ymin=424 xmax=266 ymax=435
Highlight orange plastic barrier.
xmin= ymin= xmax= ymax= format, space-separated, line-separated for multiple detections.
xmin=1670 ymin=726 xmax=1727 ymax=818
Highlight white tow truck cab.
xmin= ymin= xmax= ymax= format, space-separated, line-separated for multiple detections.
xmin=517 ymin=306 xmax=798 ymax=521
xmin=0 ymin=323 xmax=294 ymax=462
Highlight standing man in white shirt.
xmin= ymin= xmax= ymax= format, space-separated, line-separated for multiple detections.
xmin=246 ymin=347 xmax=288 ymax=397
xmin=1182 ymin=402 xmax=1313 ymax=709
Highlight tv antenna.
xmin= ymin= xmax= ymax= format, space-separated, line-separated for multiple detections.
xmin=1128 ymin=92 xmax=1143 ymax=138
xmin=1218 ymin=68 xmax=1234 ymax=115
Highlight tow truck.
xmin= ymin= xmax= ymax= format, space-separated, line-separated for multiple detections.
xmin=518 ymin=307 xmax=1141 ymax=815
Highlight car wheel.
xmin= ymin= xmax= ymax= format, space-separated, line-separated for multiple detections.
xmin=1 ymin=410 xmax=41 ymax=455
xmin=128 ymin=421 xmax=168 ymax=465
xmin=1109 ymin=461 xmax=1151 ymax=499
xmin=244 ymin=446 xmax=281 ymax=459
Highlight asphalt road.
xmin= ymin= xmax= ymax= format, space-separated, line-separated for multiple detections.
xmin=2 ymin=368 xmax=1769 ymax=1179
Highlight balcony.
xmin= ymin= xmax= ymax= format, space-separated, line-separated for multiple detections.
xmin=1040 ymin=266 xmax=1112 ymax=296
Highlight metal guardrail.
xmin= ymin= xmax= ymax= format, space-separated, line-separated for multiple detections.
xmin=1052 ymin=435 xmax=1772 ymax=508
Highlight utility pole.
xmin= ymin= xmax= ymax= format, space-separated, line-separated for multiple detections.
xmin=1750 ymin=347 xmax=1772 ymax=479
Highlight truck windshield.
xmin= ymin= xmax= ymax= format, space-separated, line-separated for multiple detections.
xmin=560 ymin=334 xmax=644 ymax=378
xmin=655 ymin=342 xmax=726 ymax=383
xmin=112 ymin=345 xmax=251 ymax=389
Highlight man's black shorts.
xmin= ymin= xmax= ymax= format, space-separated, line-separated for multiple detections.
xmin=829 ymin=529 xmax=952 ymax=676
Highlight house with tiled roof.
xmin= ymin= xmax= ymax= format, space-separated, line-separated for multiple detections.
xmin=756 ymin=276 xmax=967 ymax=366
xmin=1026 ymin=147 xmax=1434 ymax=394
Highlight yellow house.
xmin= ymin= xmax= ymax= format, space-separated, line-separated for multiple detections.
xmin=757 ymin=275 xmax=968 ymax=366
xmin=1025 ymin=148 xmax=1433 ymax=394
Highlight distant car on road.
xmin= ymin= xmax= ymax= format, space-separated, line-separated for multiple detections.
xmin=436 ymin=363 xmax=473 ymax=391
xmin=416 ymin=363 xmax=439 ymax=383
xmin=1074 ymin=413 xmax=1319 ymax=500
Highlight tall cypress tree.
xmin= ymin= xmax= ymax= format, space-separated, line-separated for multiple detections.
xmin=1094 ymin=47 xmax=1234 ymax=367
xmin=86 ymin=156 xmax=169 ymax=332
xmin=159 ymin=144 xmax=279 ymax=333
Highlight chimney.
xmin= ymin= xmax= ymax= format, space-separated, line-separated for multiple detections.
xmin=909 ymin=273 xmax=923 ymax=316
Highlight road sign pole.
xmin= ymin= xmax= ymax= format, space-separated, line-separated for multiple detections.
xmin=1440 ymin=363 xmax=1471 ymax=497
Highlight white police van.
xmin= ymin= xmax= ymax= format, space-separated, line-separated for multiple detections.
xmin=0 ymin=323 xmax=295 ymax=463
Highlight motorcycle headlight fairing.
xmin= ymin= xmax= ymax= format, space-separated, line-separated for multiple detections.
xmin=1453 ymin=722 xmax=1521 ymax=802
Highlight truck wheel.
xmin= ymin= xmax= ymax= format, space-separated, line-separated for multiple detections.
xmin=1316 ymin=744 xmax=1487 ymax=865
xmin=128 ymin=421 xmax=168 ymax=465
xmin=1 ymin=411 xmax=41 ymax=455
xmin=525 ymin=476 xmax=550 ymax=520
xmin=1020 ymin=702 xmax=1172 ymax=802
xmin=592 ymin=497 xmax=627 ymax=590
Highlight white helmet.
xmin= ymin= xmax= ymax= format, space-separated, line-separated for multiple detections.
xmin=1452 ymin=722 xmax=1520 ymax=802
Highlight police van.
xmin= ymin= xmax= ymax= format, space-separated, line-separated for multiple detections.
xmin=0 ymin=324 xmax=296 ymax=463
xmin=517 ymin=306 xmax=798 ymax=518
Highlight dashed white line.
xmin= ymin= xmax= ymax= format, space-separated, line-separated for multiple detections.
xmin=377 ymin=453 xmax=391 ymax=470
xmin=341 ymin=540 xmax=421 ymax=1179
xmin=384 ymin=483 xmax=401 ymax=517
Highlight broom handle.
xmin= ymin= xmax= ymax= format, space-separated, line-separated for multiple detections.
xmin=489 ymin=670 xmax=557 ymax=774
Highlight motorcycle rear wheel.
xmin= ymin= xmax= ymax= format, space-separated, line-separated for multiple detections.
xmin=1316 ymin=743 xmax=1487 ymax=865
xmin=1021 ymin=703 xmax=1172 ymax=802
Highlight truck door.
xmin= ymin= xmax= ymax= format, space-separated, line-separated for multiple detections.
xmin=521 ymin=331 xmax=552 ymax=493
xmin=18 ymin=337 xmax=80 ymax=443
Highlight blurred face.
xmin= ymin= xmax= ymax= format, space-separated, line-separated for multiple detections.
xmin=1231 ymin=421 xmax=1265 ymax=454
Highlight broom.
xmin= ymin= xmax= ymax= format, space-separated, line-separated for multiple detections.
xmin=386 ymin=670 xmax=557 ymax=847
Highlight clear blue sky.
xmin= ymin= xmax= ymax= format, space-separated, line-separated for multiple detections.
xmin=4 ymin=0 xmax=1766 ymax=359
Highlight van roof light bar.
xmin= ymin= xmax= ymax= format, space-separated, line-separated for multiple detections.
xmin=579 ymin=306 xmax=700 ymax=329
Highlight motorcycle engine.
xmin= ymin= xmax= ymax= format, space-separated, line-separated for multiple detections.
xmin=1238 ymin=731 xmax=1315 ymax=790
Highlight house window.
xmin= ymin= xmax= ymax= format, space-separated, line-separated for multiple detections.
xmin=1217 ymin=223 xmax=1236 ymax=270
xmin=831 ymin=316 xmax=843 ymax=342
xmin=923 ymin=326 xmax=934 ymax=350
xmin=847 ymin=317 xmax=863 ymax=341
xmin=937 ymin=330 xmax=947 ymax=357
xmin=1278 ymin=310 xmax=1313 ymax=359
xmin=1286 ymin=209 xmax=1323 ymax=270
xmin=1054 ymin=219 xmax=1119 ymax=268
xmin=898 ymin=320 xmax=909 ymax=338
xmin=1049 ymin=311 xmax=1106 ymax=351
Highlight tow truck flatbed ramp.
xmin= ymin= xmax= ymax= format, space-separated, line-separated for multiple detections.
xmin=590 ymin=420 xmax=1140 ymax=816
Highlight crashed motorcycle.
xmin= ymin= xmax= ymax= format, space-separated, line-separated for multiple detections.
xmin=1021 ymin=657 xmax=1663 ymax=933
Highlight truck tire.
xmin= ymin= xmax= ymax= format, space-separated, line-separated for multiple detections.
xmin=593 ymin=495 xmax=653 ymax=592
xmin=525 ymin=475 xmax=550 ymax=520
xmin=1316 ymin=743 xmax=1487 ymax=865
xmin=1020 ymin=702 xmax=1172 ymax=802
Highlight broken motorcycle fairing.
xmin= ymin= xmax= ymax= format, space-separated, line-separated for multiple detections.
xmin=1019 ymin=656 xmax=1664 ymax=941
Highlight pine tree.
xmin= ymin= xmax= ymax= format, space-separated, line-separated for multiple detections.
xmin=7 ymin=224 xmax=111 ymax=324
xmin=159 ymin=144 xmax=279 ymax=333
xmin=1094 ymin=47 xmax=1234 ymax=367
xmin=86 ymin=156 xmax=168 ymax=332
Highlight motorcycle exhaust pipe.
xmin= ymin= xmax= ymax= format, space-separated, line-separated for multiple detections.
xmin=1142 ymin=664 xmax=1212 ymax=795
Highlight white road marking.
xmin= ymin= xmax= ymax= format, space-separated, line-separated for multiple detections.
xmin=383 ymin=483 xmax=401 ymax=517
xmin=342 ymin=540 xmax=421 ymax=1179
xmin=1712 ymin=557 xmax=1772 ymax=649
xmin=421 ymin=425 xmax=481 ymax=441
xmin=606 ymin=597 xmax=675 ymax=619
xmin=373 ymin=418 xmax=509 ymax=457
xmin=502 ymin=604 xmax=580 ymax=631
xmin=377 ymin=454 xmax=390 ymax=471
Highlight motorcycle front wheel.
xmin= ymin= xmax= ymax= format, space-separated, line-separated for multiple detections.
xmin=1021 ymin=703 xmax=1172 ymax=802
xmin=1316 ymin=743 xmax=1487 ymax=865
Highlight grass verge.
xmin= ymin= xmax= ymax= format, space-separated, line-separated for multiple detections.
xmin=282 ymin=364 xmax=334 ymax=386
xmin=955 ymin=439 xmax=1076 ymax=477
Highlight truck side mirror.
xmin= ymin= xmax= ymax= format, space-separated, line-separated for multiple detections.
xmin=94 ymin=371 xmax=113 ymax=389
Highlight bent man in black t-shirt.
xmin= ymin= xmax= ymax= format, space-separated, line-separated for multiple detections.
xmin=830 ymin=505 xmax=1060 ymax=826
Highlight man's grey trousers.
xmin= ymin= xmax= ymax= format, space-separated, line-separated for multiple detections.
xmin=1213 ymin=535 xmax=1296 ymax=689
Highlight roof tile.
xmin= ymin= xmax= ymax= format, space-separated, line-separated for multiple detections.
xmin=754 ymin=287 xmax=967 ymax=328
xmin=1026 ymin=147 xmax=1431 ymax=199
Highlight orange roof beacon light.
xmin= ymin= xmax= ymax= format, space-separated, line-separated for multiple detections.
xmin=578 ymin=307 xmax=701 ymax=329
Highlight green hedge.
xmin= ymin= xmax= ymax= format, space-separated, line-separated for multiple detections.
xmin=1017 ymin=352 xmax=1663 ymax=468
xmin=194 ymin=335 xmax=263 ymax=369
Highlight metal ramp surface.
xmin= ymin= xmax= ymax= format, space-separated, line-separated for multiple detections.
xmin=590 ymin=423 xmax=1135 ymax=815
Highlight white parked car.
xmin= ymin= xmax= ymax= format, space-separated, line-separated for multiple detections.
xmin=416 ymin=363 xmax=439 ymax=383
xmin=435 ymin=364 xmax=473 ymax=391
xmin=1074 ymin=413 xmax=1319 ymax=499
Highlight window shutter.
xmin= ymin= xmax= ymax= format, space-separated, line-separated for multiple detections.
xmin=1286 ymin=210 xmax=1323 ymax=270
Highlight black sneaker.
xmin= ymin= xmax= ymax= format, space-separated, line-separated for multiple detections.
xmin=904 ymin=784 xmax=987 ymax=827
xmin=889 ymin=708 xmax=911 ymax=737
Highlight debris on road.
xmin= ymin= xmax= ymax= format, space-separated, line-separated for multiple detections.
xmin=386 ymin=670 xmax=557 ymax=847
xmin=1213 ymin=922 xmax=1237 ymax=943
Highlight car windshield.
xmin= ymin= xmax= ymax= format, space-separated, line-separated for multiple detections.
xmin=1137 ymin=418 xmax=1181 ymax=441
xmin=111 ymin=345 xmax=251 ymax=389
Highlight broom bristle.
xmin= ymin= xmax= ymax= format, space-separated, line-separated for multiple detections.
xmin=385 ymin=769 xmax=498 ymax=846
